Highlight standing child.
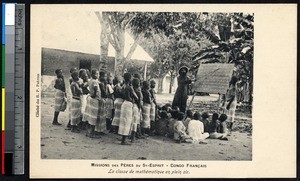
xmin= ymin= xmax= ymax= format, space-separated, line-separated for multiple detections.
xmin=95 ymin=71 xmax=108 ymax=135
xmin=75 ymin=69 xmax=86 ymax=129
xmin=118 ymin=73 xmax=138 ymax=145
xmin=131 ymin=77 xmax=143 ymax=142
xmin=225 ymin=76 xmax=238 ymax=133
xmin=106 ymin=74 xmax=114 ymax=131
xmin=53 ymin=69 xmax=67 ymax=126
xmin=111 ymin=76 xmax=124 ymax=133
xmin=83 ymin=69 xmax=101 ymax=138
xmin=70 ymin=71 xmax=83 ymax=133
xmin=141 ymin=80 xmax=152 ymax=137
xmin=149 ymin=79 xmax=157 ymax=135
xmin=67 ymin=67 xmax=78 ymax=128
xmin=133 ymin=73 xmax=144 ymax=138
xmin=80 ymin=71 xmax=90 ymax=130
xmin=187 ymin=112 xmax=209 ymax=142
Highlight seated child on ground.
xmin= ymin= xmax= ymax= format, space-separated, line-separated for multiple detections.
xmin=156 ymin=105 xmax=162 ymax=115
xmin=167 ymin=106 xmax=180 ymax=138
xmin=187 ymin=112 xmax=210 ymax=142
xmin=201 ymin=112 xmax=210 ymax=133
xmin=165 ymin=103 xmax=172 ymax=110
xmin=216 ymin=114 xmax=229 ymax=140
xmin=155 ymin=110 xmax=169 ymax=136
xmin=156 ymin=105 xmax=162 ymax=120
xmin=183 ymin=110 xmax=193 ymax=128
xmin=209 ymin=113 xmax=228 ymax=140
xmin=161 ymin=105 xmax=168 ymax=112
xmin=208 ymin=113 xmax=220 ymax=134
xmin=173 ymin=112 xmax=192 ymax=143
xmin=161 ymin=104 xmax=171 ymax=118
xmin=167 ymin=107 xmax=172 ymax=118
xmin=153 ymin=105 xmax=162 ymax=136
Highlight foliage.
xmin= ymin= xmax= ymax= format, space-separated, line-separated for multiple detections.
xmin=124 ymin=59 xmax=145 ymax=77
xmin=98 ymin=12 xmax=254 ymax=104
xmin=190 ymin=13 xmax=254 ymax=104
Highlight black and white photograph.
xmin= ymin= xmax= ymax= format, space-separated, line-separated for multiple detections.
xmin=30 ymin=4 xmax=296 ymax=178
xmin=39 ymin=9 xmax=253 ymax=161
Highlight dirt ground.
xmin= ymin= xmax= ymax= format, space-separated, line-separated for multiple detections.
xmin=40 ymin=93 xmax=252 ymax=160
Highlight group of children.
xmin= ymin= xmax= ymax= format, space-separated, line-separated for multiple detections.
xmin=52 ymin=67 xmax=230 ymax=146
xmin=154 ymin=105 xmax=229 ymax=143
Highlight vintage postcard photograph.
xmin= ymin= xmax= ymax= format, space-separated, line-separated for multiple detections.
xmin=30 ymin=4 xmax=296 ymax=178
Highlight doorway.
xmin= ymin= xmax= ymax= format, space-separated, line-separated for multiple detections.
xmin=79 ymin=59 xmax=91 ymax=72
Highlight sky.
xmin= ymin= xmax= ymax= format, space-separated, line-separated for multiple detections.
xmin=41 ymin=6 xmax=101 ymax=55
xmin=41 ymin=6 xmax=153 ymax=61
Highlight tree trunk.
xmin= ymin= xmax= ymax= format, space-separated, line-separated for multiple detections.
xmin=157 ymin=76 xmax=164 ymax=94
xmin=248 ymin=67 xmax=253 ymax=113
xmin=169 ymin=73 xmax=175 ymax=94
xmin=99 ymin=12 xmax=109 ymax=72
xmin=114 ymin=29 xmax=125 ymax=77
xmin=249 ymin=81 xmax=253 ymax=113
xmin=124 ymin=33 xmax=143 ymax=62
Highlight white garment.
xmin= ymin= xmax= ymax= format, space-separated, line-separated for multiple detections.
xmin=107 ymin=84 xmax=114 ymax=94
xmin=187 ymin=120 xmax=209 ymax=141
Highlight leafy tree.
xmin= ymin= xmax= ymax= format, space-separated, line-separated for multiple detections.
xmin=95 ymin=12 xmax=139 ymax=76
xmin=191 ymin=13 xmax=254 ymax=105
xmin=95 ymin=11 xmax=253 ymax=105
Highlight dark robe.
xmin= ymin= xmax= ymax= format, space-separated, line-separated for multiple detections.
xmin=172 ymin=75 xmax=192 ymax=113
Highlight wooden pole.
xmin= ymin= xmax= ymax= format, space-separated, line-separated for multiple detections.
xmin=144 ymin=62 xmax=147 ymax=80
xmin=187 ymin=92 xmax=196 ymax=111
xmin=217 ymin=93 xmax=222 ymax=113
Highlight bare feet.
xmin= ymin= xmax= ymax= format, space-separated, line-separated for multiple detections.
xmin=121 ymin=142 xmax=131 ymax=145
xmin=71 ymin=126 xmax=80 ymax=133
xmin=86 ymin=133 xmax=101 ymax=139
xmin=52 ymin=122 xmax=62 ymax=126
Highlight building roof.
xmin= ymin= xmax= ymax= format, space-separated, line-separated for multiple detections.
xmin=108 ymin=32 xmax=154 ymax=62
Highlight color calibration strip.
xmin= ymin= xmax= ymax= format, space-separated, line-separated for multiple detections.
xmin=2 ymin=3 xmax=7 ymax=175
xmin=2 ymin=3 xmax=16 ymax=175
xmin=1 ymin=3 xmax=25 ymax=175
